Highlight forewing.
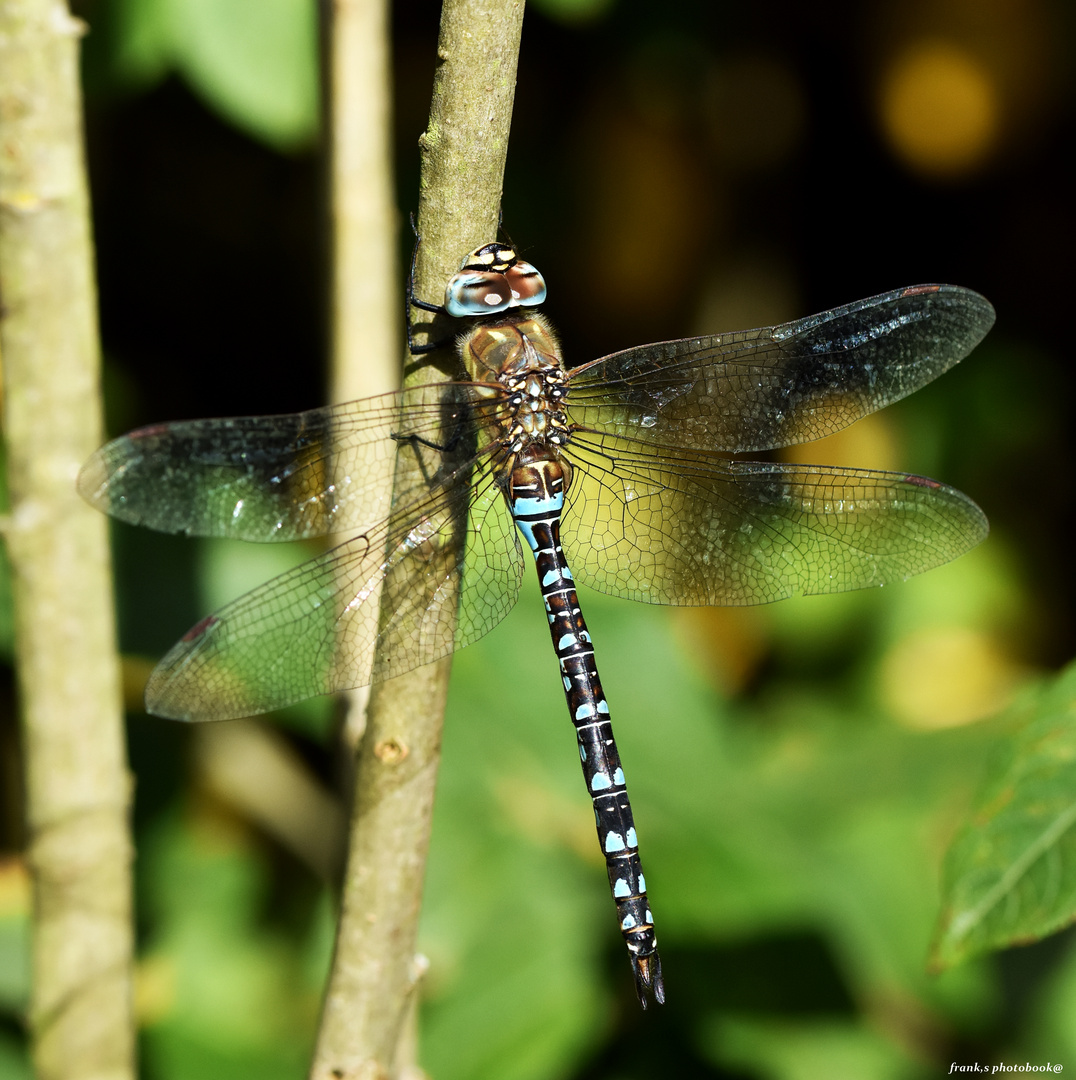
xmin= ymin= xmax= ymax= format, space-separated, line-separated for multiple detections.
xmin=146 ymin=472 xmax=524 ymax=721
xmin=566 ymin=285 xmax=995 ymax=453
xmin=560 ymin=433 xmax=988 ymax=605
xmin=78 ymin=383 xmax=486 ymax=541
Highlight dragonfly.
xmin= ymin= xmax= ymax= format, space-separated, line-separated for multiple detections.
xmin=79 ymin=242 xmax=994 ymax=1007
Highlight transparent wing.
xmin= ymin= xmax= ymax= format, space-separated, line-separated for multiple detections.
xmin=565 ymin=285 xmax=995 ymax=453
xmin=560 ymin=432 xmax=988 ymax=605
xmin=78 ymin=382 xmax=495 ymax=541
xmin=146 ymin=470 xmax=524 ymax=721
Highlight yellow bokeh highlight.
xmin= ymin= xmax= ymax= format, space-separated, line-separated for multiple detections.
xmin=135 ymin=952 xmax=178 ymax=1024
xmin=0 ymin=856 xmax=29 ymax=917
xmin=880 ymin=625 xmax=1025 ymax=729
xmin=879 ymin=40 xmax=1000 ymax=178
xmin=781 ymin=412 xmax=901 ymax=473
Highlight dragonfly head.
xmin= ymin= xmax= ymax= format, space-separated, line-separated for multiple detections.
xmin=444 ymin=242 xmax=547 ymax=318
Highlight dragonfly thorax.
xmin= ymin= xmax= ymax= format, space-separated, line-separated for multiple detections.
xmin=501 ymin=365 xmax=571 ymax=452
xmin=463 ymin=312 xmax=561 ymax=380
xmin=462 ymin=311 xmax=572 ymax=454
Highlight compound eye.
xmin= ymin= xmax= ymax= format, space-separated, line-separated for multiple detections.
xmin=504 ymin=261 xmax=546 ymax=307
xmin=444 ymin=271 xmax=514 ymax=317
xmin=444 ymin=245 xmax=547 ymax=316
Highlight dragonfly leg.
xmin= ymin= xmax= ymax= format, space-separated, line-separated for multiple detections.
xmin=389 ymin=429 xmax=464 ymax=455
xmin=406 ymin=228 xmax=455 ymax=354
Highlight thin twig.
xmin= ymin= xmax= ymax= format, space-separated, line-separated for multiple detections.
xmin=326 ymin=0 xmax=400 ymax=760
xmin=328 ymin=0 xmax=399 ymax=408
xmin=0 ymin=3 xmax=135 ymax=1079
xmin=309 ymin=2 xmax=525 ymax=1077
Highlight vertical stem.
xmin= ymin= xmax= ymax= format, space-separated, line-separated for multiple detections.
xmin=309 ymin=2 xmax=524 ymax=1077
xmin=326 ymin=0 xmax=399 ymax=752
xmin=328 ymin=0 xmax=398 ymax=407
xmin=0 ymin=4 xmax=135 ymax=1080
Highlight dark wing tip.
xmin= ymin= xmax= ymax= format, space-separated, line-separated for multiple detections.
xmin=931 ymin=284 xmax=996 ymax=350
xmin=891 ymin=284 xmax=995 ymax=362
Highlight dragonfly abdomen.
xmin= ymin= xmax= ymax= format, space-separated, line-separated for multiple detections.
xmin=509 ymin=454 xmax=665 ymax=1007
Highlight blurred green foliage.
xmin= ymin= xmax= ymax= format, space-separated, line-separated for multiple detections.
xmin=136 ymin=811 xmax=326 ymax=1079
xmin=3 ymin=0 xmax=1075 ymax=1078
xmin=528 ymin=0 xmax=616 ymax=27
xmin=933 ymin=661 xmax=1076 ymax=970
xmin=84 ymin=0 xmax=319 ymax=149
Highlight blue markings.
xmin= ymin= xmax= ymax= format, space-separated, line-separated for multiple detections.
xmin=511 ymin=467 xmax=657 ymax=973
xmin=515 ymin=518 xmax=541 ymax=552
xmin=511 ymin=495 xmax=564 ymax=553
xmin=513 ymin=495 xmax=564 ymax=516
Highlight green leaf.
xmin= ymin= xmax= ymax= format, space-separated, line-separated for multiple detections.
xmin=108 ymin=0 xmax=320 ymax=149
xmin=107 ymin=0 xmax=173 ymax=88
xmin=932 ymin=661 xmax=1076 ymax=968
xmin=104 ymin=0 xmax=320 ymax=147
xmin=168 ymin=0 xmax=319 ymax=149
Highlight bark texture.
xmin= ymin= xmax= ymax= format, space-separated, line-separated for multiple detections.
xmin=329 ymin=0 xmax=398 ymax=407
xmin=0 ymin=3 xmax=135 ymax=1079
xmin=309 ymin=2 xmax=524 ymax=1077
